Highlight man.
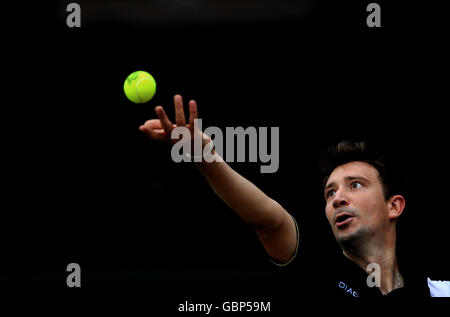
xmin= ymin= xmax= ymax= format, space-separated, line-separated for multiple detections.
xmin=139 ymin=94 xmax=449 ymax=298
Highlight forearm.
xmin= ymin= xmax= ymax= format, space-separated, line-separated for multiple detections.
xmin=196 ymin=150 xmax=284 ymax=231
xmin=140 ymin=95 xmax=297 ymax=263
xmin=196 ymin=150 xmax=298 ymax=263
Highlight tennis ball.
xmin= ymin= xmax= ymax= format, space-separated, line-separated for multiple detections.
xmin=124 ymin=71 xmax=156 ymax=103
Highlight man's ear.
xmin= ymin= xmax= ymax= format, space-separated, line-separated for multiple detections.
xmin=388 ymin=195 xmax=406 ymax=220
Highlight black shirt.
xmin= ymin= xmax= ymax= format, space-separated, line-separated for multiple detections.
xmin=270 ymin=216 xmax=431 ymax=300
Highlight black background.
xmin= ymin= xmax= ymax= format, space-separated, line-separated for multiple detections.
xmin=3 ymin=0 xmax=449 ymax=312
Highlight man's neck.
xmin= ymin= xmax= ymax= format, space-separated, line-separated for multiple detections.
xmin=341 ymin=239 xmax=402 ymax=295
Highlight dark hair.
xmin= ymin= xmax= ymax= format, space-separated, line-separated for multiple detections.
xmin=319 ymin=140 xmax=408 ymax=201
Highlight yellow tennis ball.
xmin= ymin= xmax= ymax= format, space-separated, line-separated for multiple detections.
xmin=124 ymin=71 xmax=156 ymax=103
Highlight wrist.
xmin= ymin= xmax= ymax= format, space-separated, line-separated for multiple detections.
xmin=186 ymin=138 xmax=219 ymax=163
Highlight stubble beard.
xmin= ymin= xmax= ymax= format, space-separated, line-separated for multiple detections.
xmin=335 ymin=223 xmax=372 ymax=255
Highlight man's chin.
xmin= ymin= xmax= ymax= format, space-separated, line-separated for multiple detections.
xmin=336 ymin=232 xmax=358 ymax=246
xmin=335 ymin=227 xmax=367 ymax=247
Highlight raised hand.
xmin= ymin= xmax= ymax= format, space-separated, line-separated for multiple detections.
xmin=139 ymin=94 xmax=193 ymax=140
xmin=139 ymin=94 xmax=211 ymax=152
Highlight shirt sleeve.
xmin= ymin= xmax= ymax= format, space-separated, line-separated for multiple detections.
xmin=268 ymin=214 xmax=300 ymax=267
xmin=427 ymin=278 xmax=450 ymax=297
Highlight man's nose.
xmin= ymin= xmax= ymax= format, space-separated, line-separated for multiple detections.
xmin=332 ymin=190 xmax=349 ymax=209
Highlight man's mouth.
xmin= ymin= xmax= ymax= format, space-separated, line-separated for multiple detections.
xmin=335 ymin=213 xmax=355 ymax=228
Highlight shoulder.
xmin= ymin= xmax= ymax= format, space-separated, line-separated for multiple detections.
xmin=427 ymin=278 xmax=450 ymax=297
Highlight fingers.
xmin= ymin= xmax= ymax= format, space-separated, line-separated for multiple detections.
xmin=139 ymin=119 xmax=177 ymax=131
xmin=155 ymin=106 xmax=174 ymax=136
xmin=139 ymin=96 xmax=198 ymax=142
xmin=139 ymin=119 xmax=162 ymax=130
xmin=174 ymin=94 xmax=186 ymax=127
xmin=140 ymin=128 xmax=168 ymax=141
xmin=188 ymin=100 xmax=198 ymax=131
xmin=140 ymin=119 xmax=180 ymax=141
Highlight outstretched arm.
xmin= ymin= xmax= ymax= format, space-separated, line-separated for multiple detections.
xmin=140 ymin=95 xmax=298 ymax=264
xmin=196 ymin=155 xmax=298 ymax=264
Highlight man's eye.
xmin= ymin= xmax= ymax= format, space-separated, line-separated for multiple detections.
xmin=351 ymin=182 xmax=363 ymax=189
xmin=327 ymin=190 xmax=336 ymax=198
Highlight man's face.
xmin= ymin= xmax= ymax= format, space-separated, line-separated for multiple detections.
xmin=324 ymin=161 xmax=390 ymax=247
